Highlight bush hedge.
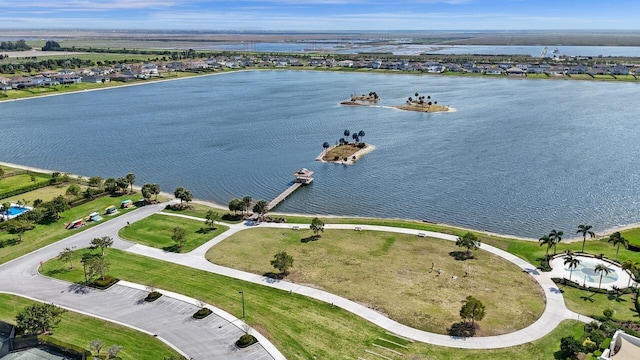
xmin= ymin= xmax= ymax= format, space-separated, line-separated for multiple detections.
xmin=0 ymin=178 xmax=51 ymax=200
xmin=192 ymin=307 xmax=212 ymax=319
xmin=235 ymin=334 xmax=257 ymax=348
xmin=144 ymin=291 xmax=163 ymax=302
xmin=552 ymin=278 xmax=634 ymax=295
xmin=90 ymin=275 xmax=118 ymax=290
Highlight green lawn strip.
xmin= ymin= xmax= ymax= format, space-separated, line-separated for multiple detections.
xmin=405 ymin=320 xmax=585 ymax=360
xmin=0 ymin=294 xmax=181 ymax=360
xmin=0 ymin=194 xmax=142 ymax=264
xmin=206 ymin=228 xmax=545 ymax=336
xmin=560 ymin=285 xmax=639 ymax=321
xmin=40 ymin=249 xmax=583 ymax=359
xmin=3 ymin=184 xmax=83 ymax=204
xmin=621 ymin=228 xmax=640 ymax=246
xmin=0 ymin=174 xmax=50 ymax=193
xmin=161 ymin=203 xmax=243 ymax=223
xmin=162 ymin=203 xmax=640 ymax=266
xmin=118 ymin=214 xmax=228 ymax=252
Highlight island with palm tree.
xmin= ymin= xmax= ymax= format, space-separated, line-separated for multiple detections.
xmin=394 ymin=91 xmax=451 ymax=113
xmin=340 ymin=92 xmax=380 ymax=106
xmin=317 ymin=129 xmax=375 ymax=165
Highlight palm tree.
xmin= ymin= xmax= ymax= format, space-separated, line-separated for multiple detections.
xmin=577 ymin=224 xmax=595 ymax=253
xmin=358 ymin=130 xmax=365 ymax=143
xmin=242 ymin=196 xmax=252 ymax=214
xmin=539 ymin=235 xmax=553 ymax=259
xmin=564 ymin=253 xmax=581 ymax=281
xmin=549 ymin=229 xmax=564 ymax=256
xmin=125 ymin=173 xmax=135 ymax=194
xmin=343 ymin=129 xmax=350 ymax=143
xmin=594 ymin=264 xmax=611 ymax=290
xmin=322 ymin=142 xmax=330 ymax=155
xmin=608 ymin=232 xmax=629 ymax=262
xmin=621 ymin=260 xmax=637 ymax=287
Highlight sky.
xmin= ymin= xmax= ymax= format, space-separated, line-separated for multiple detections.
xmin=0 ymin=0 xmax=638 ymax=31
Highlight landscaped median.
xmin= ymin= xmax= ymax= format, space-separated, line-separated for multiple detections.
xmin=0 ymin=293 xmax=182 ymax=360
xmin=118 ymin=213 xmax=228 ymax=252
xmin=38 ymin=247 xmax=583 ymax=359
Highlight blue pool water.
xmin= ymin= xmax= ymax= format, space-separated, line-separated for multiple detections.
xmin=6 ymin=206 xmax=30 ymax=217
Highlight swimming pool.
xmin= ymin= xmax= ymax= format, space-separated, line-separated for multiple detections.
xmin=549 ymin=255 xmax=635 ymax=290
xmin=1 ymin=204 xmax=32 ymax=220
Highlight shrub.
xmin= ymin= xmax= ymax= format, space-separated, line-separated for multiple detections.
xmin=447 ymin=321 xmax=476 ymax=337
xmin=603 ymin=308 xmax=613 ymax=319
xmin=560 ymin=336 xmax=584 ymax=359
xmin=333 ymin=156 xmax=339 ymax=161
xmin=357 ymin=142 xmax=366 ymax=148
xmin=539 ymin=258 xmax=552 ymax=272
xmin=235 ymin=334 xmax=257 ymax=348
xmin=144 ymin=291 xmax=163 ymax=302
xmin=40 ymin=335 xmax=91 ymax=358
xmin=192 ymin=307 xmax=212 ymax=319
xmin=91 ymin=275 xmax=118 ymax=290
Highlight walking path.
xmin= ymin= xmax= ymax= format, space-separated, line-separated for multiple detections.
xmin=153 ymin=211 xmax=594 ymax=349
xmin=0 ymin=201 xmax=595 ymax=356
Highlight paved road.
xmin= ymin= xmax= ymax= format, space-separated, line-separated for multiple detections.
xmin=0 ymin=204 xmax=281 ymax=360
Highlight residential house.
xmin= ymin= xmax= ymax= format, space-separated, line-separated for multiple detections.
xmin=337 ymin=60 xmax=354 ymax=67
xmin=55 ymin=74 xmax=82 ymax=84
xmin=485 ymin=68 xmax=503 ymax=75
xmin=506 ymin=67 xmax=526 ymax=76
xmin=82 ymin=76 xmax=109 ymax=83
xmin=9 ymin=76 xmax=33 ymax=88
xmin=0 ymin=76 xmax=11 ymax=90
xmin=611 ymin=65 xmax=630 ymax=75
xmin=527 ymin=66 xmax=545 ymax=74
xmin=568 ymin=65 xmax=588 ymax=74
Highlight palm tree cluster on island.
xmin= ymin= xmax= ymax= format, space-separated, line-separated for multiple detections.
xmin=406 ymin=91 xmax=437 ymax=108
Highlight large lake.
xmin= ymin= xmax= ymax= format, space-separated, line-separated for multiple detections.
xmin=1 ymin=71 xmax=639 ymax=237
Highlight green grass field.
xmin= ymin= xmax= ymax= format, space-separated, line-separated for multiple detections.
xmin=119 ymin=213 xmax=228 ymax=252
xmin=0 ymin=173 xmax=50 ymax=194
xmin=40 ymin=247 xmax=583 ymax=359
xmin=206 ymin=228 xmax=545 ymax=336
xmin=0 ymin=193 xmax=141 ymax=264
xmin=161 ymin=203 xmax=243 ymax=223
xmin=3 ymin=184 xmax=86 ymax=204
xmin=560 ymin=285 xmax=638 ymax=322
xmin=0 ymin=294 xmax=181 ymax=360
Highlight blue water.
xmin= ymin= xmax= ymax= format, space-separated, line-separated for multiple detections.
xmin=1 ymin=71 xmax=640 ymax=237
xmin=6 ymin=206 xmax=29 ymax=217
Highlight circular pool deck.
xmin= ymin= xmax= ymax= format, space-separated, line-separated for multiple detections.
xmin=549 ymin=255 xmax=636 ymax=290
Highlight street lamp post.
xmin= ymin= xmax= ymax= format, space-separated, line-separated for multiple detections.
xmin=239 ymin=290 xmax=245 ymax=319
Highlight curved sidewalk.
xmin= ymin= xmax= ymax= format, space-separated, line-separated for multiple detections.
xmin=129 ymin=214 xmax=593 ymax=349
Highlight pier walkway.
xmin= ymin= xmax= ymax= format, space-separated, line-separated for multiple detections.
xmin=268 ymin=182 xmax=302 ymax=210
xmin=267 ymin=168 xmax=314 ymax=211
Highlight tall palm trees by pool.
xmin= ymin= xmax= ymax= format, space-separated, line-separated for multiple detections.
xmin=564 ymin=252 xmax=581 ymax=281
xmin=548 ymin=229 xmax=563 ymax=256
xmin=538 ymin=235 xmax=553 ymax=259
xmin=594 ymin=264 xmax=612 ymax=290
xmin=608 ymin=232 xmax=629 ymax=262
xmin=576 ymin=224 xmax=595 ymax=253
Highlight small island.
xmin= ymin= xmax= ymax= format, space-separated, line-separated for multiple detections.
xmin=317 ymin=130 xmax=375 ymax=165
xmin=394 ymin=92 xmax=450 ymax=113
xmin=340 ymin=91 xmax=379 ymax=106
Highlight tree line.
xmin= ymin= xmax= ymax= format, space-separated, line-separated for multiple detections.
xmin=0 ymin=40 xmax=31 ymax=51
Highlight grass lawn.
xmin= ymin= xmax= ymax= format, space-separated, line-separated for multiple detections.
xmin=119 ymin=214 xmax=228 ymax=252
xmin=0 ymin=173 xmax=50 ymax=194
xmin=0 ymin=193 xmax=142 ymax=264
xmin=0 ymin=294 xmax=181 ymax=360
xmin=206 ymin=228 xmax=545 ymax=336
xmin=161 ymin=203 xmax=242 ymax=223
xmin=323 ymin=144 xmax=369 ymax=161
xmin=560 ymin=285 xmax=639 ymax=322
xmin=4 ymin=184 xmax=86 ymax=204
xmin=41 ymin=248 xmax=583 ymax=359
xmin=621 ymin=228 xmax=640 ymax=246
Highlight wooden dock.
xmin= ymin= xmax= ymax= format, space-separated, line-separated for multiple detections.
xmin=267 ymin=168 xmax=314 ymax=211
xmin=268 ymin=182 xmax=302 ymax=210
